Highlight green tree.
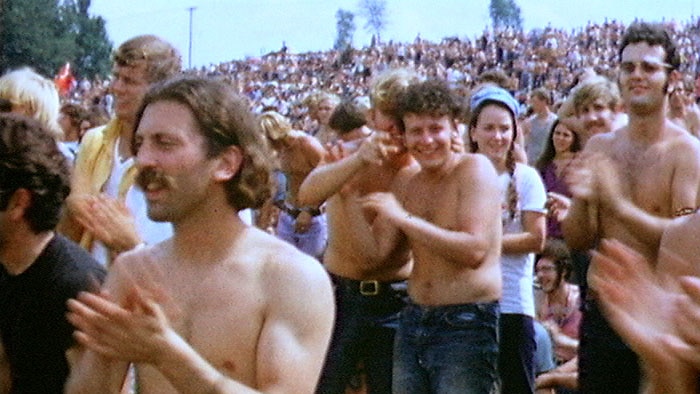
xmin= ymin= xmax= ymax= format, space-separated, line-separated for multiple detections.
xmin=0 ymin=0 xmax=111 ymax=79
xmin=334 ymin=9 xmax=356 ymax=50
xmin=358 ymin=0 xmax=387 ymax=44
xmin=489 ymin=0 xmax=523 ymax=31
xmin=62 ymin=0 xmax=112 ymax=78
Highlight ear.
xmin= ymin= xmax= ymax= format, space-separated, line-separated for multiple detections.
xmin=5 ymin=189 xmax=31 ymax=221
xmin=212 ymin=145 xmax=244 ymax=182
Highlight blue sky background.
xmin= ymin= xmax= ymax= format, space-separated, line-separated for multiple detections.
xmin=90 ymin=0 xmax=698 ymax=68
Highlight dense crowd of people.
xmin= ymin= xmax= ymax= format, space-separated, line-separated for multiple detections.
xmin=1 ymin=14 xmax=700 ymax=394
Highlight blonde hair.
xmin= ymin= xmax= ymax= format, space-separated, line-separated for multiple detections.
xmin=113 ymin=35 xmax=182 ymax=83
xmin=302 ymin=91 xmax=340 ymax=116
xmin=0 ymin=67 xmax=62 ymax=140
xmin=258 ymin=111 xmax=292 ymax=141
xmin=369 ymin=68 xmax=422 ymax=116
xmin=572 ymin=76 xmax=621 ymax=115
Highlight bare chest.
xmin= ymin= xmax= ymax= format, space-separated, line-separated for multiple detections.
xmin=608 ymin=144 xmax=673 ymax=213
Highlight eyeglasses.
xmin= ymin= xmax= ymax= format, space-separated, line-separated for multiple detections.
xmin=619 ymin=60 xmax=672 ymax=75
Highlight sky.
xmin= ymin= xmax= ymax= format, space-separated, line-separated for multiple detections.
xmin=90 ymin=0 xmax=699 ymax=68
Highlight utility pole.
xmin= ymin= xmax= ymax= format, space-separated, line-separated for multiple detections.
xmin=187 ymin=6 xmax=196 ymax=69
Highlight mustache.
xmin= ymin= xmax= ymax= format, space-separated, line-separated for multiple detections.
xmin=136 ymin=168 xmax=174 ymax=191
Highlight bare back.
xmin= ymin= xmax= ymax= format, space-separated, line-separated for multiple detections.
xmin=402 ymin=154 xmax=502 ymax=305
xmin=588 ymin=121 xmax=700 ymax=259
xmin=277 ymin=132 xmax=325 ymax=206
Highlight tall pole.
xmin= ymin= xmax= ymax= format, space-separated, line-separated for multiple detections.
xmin=187 ymin=6 xmax=196 ymax=69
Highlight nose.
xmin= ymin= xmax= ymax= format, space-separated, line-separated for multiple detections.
xmin=135 ymin=141 xmax=157 ymax=169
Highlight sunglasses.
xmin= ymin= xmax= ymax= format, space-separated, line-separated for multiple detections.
xmin=619 ymin=60 xmax=672 ymax=74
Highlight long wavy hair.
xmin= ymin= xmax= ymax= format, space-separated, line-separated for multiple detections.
xmin=534 ymin=119 xmax=582 ymax=172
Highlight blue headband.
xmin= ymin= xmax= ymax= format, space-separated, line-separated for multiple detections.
xmin=469 ymin=85 xmax=519 ymax=117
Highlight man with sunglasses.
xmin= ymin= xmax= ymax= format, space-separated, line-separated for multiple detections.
xmin=563 ymin=22 xmax=700 ymax=393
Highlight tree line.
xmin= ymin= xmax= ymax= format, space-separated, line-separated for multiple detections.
xmin=0 ymin=0 xmax=112 ymax=79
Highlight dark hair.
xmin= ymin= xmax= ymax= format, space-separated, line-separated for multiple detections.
xmin=619 ymin=22 xmax=680 ymax=71
xmin=0 ymin=98 xmax=11 ymax=112
xmin=0 ymin=114 xmax=70 ymax=232
xmin=534 ymin=119 xmax=582 ymax=171
xmin=537 ymin=238 xmax=573 ymax=283
xmin=468 ymin=98 xmax=519 ymax=220
xmin=396 ymin=79 xmax=463 ymax=132
xmin=60 ymin=103 xmax=88 ymax=129
xmin=328 ymin=100 xmax=367 ymax=135
xmin=134 ymin=76 xmax=275 ymax=211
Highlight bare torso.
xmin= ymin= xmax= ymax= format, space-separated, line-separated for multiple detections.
xmin=323 ymin=153 xmax=418 ymax=281
xmin=402 ymin=155 xmax=502 ymax=305
xmin=123 ymin=227 xmax=311 ymax=393
xmin=590 ymin=123 xmax=700 ymax=260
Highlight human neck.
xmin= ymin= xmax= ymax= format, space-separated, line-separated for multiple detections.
xmin=0 ymin=230 xmax=54 ymax=275
xmin=117 ymin=116 xmax=136 ymax=160
xmin=628 ymin=108 xmax=667 ymax=143
xmin=171 ymin=198 xmax=247 ymax=263
xmin=554 ymin=150 xmax=574 ymax=161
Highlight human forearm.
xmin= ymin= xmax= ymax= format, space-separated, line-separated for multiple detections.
xmin=502 ymin=232 xmax=544 ymax=255
xmin=298 ymin=153 xmax=366 ymax=207
xmin=396 ymin=214 xmax=490 ymax=268
xmin=64 ymin=351 xmax=129 ymax=394
xmin=562 ymin=199 xmax=597 ymax=251
xmin=610 ymin=199 xmax=669 ymax=248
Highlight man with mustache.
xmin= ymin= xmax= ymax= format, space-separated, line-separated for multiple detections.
xmin=60 ymin=35 xmax=181 ymax=266
xmin=64 ymin=77 xmax=335 ymax=393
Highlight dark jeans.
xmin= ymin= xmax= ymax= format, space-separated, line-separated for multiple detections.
xmin=393 ymin=301 xmax=500 ymax=394
xmin=578 ymin=298 xmax=640 ymax=394
xmin=499 ymin=313 xmax=536 ymax=394
xmin=315 ymin=274 xmax=407 ymax=394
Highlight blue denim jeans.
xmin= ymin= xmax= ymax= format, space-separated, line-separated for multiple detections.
xmin=276 ymin=210 xmax=327 ymax=260
xmin=316 ymin=275 xmax=408 ymax=394
xmin=393 ymin=301 xmax=500 ymax=394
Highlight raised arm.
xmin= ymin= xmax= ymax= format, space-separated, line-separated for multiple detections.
xmin=298 ymin=132 xmax=397 ymax=207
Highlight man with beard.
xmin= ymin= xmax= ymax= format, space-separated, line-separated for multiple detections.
xmin=0 ymin=114 xmax=106 ymax=392
xmin=64 ymin=77 xmax=334 ymax=393
xmin=563 ymin=22 xmax=700 ymax=393
xmin=60 ymin=35 xmax=181 ymax=266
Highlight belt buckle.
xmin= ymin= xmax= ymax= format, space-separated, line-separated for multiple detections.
xmin=359 ymin=280 xmax=379 ymax=296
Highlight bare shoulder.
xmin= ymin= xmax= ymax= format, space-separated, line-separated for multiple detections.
xmin=584 ymin=129 xmax=618 ymax=154
xmin=456 ymin=153 xmax=498 ymax=179
xmin=247 ymin=228 xmax=332 ymax=297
